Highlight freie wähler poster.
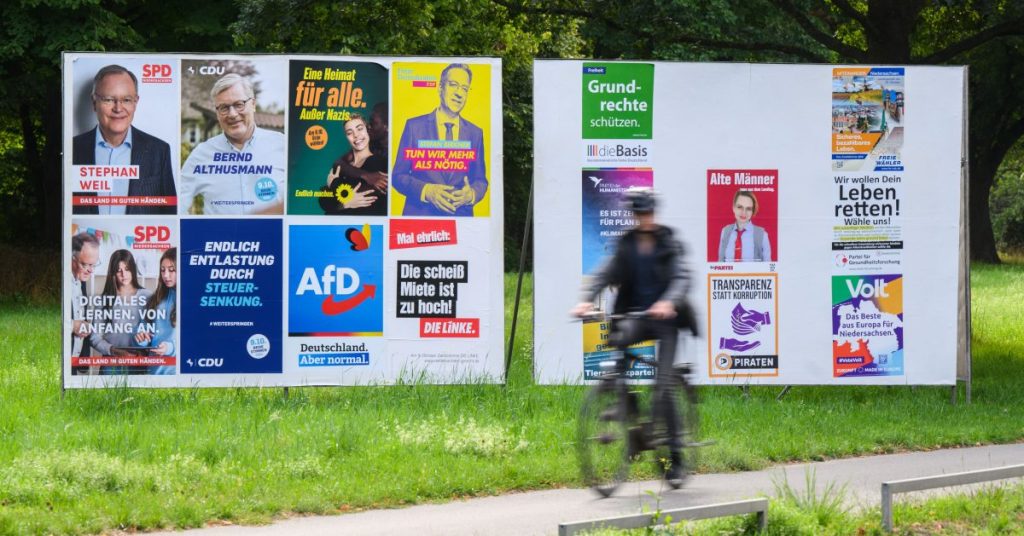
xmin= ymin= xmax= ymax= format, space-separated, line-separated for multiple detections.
xmin=831 ymin=67 xmax=905 ymax=172
xmin=832 ymin=274 xmax=904 ymax=377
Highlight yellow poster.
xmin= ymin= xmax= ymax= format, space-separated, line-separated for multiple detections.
xmin=390 ymin=62 xmax=491 ymax=217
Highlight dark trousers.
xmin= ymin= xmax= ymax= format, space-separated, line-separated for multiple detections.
xmin=616 ymin=317 xmax=682 ymax=457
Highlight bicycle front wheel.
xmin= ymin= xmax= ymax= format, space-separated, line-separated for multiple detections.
xmin=577 ymin=380 xmax=631 ymax=497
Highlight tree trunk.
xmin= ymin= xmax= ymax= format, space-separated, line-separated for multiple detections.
xmin=968 ymin=157 xmax=1000 ymax=262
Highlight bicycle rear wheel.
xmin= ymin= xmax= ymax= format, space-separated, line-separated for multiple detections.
xmin=577 ymin=379 xmax=631 ymax=497
xmin=653 ymin=375 xmax=700 ymax=488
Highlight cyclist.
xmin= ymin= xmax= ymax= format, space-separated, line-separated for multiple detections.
xmin=571 ymin=186 xmax=697 ymax=486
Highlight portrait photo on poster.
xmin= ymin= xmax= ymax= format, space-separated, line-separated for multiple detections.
xmin=706 ymin=169 xmax=779 ymax=263
xmin=70 ymin=57 xmax=180 ymax=215
xmin=179 ymin=58 xmax=287 ymax=216
xmin=391 ymin=62 xmax=491 ymax=218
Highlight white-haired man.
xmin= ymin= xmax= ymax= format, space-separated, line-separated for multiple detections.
xmin=180 ymin=73 xmax=286 ymax=215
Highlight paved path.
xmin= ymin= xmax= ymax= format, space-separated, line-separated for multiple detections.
xmin=153 ymin=443 xmax=1024 ymax=535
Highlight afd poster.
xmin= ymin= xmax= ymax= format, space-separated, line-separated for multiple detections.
xmin=390 ymin=62 xmax=492 ymax=217
xmin=832 ymin=274 xmax=904 ymax=377
xmin=67 ymin=218 xmax=178 ymax=375
xmin=287 ymin=60 xmax=389 ymax=215
xmin=180 ymin=219 xmax=283 ymax=374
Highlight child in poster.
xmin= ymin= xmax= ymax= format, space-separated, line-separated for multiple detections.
xmin=68 ymin=219 xmax=178 ymax=375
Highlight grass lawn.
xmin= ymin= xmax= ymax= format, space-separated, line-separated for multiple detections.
xmin=1 ymin=264 xmax=1022 ymax=535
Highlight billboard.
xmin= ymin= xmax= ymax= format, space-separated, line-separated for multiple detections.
xmin=62 ymin=53 xmax=504 ymax=388
xmin=533 ymin=60 xmax=965 ymax=386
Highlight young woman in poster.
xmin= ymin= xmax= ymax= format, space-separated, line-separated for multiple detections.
xmin=717 ymin=190 xmax=772 ymax=262
xmin=88 ymin=249 xmax=151 ymax=373
xmin=135 ymin=247 xmax=177 ymax=375
xmin=319 ymin=113 xmax=388 ymax=215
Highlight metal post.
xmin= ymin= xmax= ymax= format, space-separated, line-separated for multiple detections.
xmin=505 ymin=182 xmax=534 ymax=384
xmin=881 ymin=482 xmax=893 ymax=532
xmin=776 ymin=386 xmax=791 ymax=401
xmin=283 ymin=386 xmax=289 ymax=400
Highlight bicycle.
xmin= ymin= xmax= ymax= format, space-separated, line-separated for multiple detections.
xmin=576 ymin=311 xmax=706 ymax=498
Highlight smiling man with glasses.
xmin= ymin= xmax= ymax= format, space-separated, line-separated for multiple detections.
xmin=180 ymin=72 xmax=286 ymax=215
xmin=72 ymin=64 xmax=177 ymax=215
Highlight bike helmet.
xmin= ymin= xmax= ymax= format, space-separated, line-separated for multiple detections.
xmin=623 ymin=187 xmax=657 ymax=214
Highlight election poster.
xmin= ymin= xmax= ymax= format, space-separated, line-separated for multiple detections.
xmin=390 ymin=62 xmax=492 ymax=217
xmin=707 ymin=274 xmax=779 ymax=378
xmin=63 ymin=52 xmax=504 ymax=389
xmin=179 ymin=57 xmax=288 ymax=215
xmin=832 ymin=274 xmax=904 ymax=377
xmin=285 ymin=224 xmax=385 ymax=383
xmin=832 ymin=173 xmax=904 ymax=255
xmin=287 ymin=60 xmax=389 ymax=216
xmin=67 ymin=218 xmax=179 ymax=376
xmin=582 ymin=317 xmax=656 ymax=381
xmin=832 ymin=67 xmax=905 ymax=172
xmin=706 ymin=169 xmax=778 ymax=264
xmin=69 ymin=57 xmax=180 ymax=215
xmin=180 ymin=218 xmax=283 ymax=374
xmin=582 ymin=62 xmax=654 ymax=140
xmin=385 ymin=218 xmax=492 ymax=377
xmin=581 ymin=168 xmax=653 ymax=274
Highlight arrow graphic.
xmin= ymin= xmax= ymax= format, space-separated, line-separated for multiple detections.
xmin=321 ymin=284 xmax=377 ymax=315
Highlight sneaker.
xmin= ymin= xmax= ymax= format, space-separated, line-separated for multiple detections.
xmin=665 ymin=453 xmax=685 ymax=489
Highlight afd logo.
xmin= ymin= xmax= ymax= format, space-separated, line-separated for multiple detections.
xmin=289 ymin=224 xmax=383 ymax=336
xmin=585 ymin=143 xmax=648 ymax=158
xmin=295 ymin=265 xmax=377 ymax=315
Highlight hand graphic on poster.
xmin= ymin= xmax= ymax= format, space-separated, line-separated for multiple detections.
xmin=730 ymin=303 xmax=771 ymax=335
xmin=720 ymin=337 xmax=761 ymax=352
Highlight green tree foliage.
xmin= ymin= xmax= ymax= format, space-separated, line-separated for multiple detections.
xmin=0 ymin=0 xmax=236 ymax=247
xmin=990 ymin=141 xmax=1024 ymax=254
xmin=503 ymin=0 xmax=1024 ymax=262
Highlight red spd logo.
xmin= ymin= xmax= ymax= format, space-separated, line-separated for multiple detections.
xmin=142 ymin=64 xmax=173 ymax=83
xmin=133 ymin=226 xmax=172 ymax=249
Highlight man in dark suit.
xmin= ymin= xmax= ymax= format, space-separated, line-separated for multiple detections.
xmin=72 ymin=64 xmax=176 ymax=215
xmin=392 ymin=63 xmax=488 ymax=216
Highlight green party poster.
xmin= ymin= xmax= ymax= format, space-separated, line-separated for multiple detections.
xmin=288 ymin=60 xmax=389 ymax=215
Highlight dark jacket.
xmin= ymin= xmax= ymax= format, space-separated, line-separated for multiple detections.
xmin=581 ymin=225 xmax=699 ymax=335
xmin=71 ymin=126 xmax=177 ymax=215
